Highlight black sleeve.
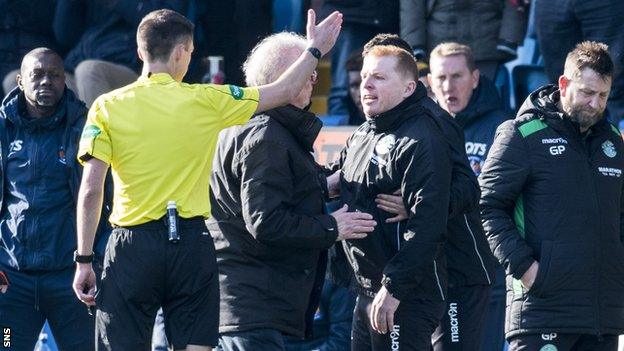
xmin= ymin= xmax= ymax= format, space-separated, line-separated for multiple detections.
xmin=239 ymin=140 xmax=338 ymax=249
xmin=399 ymin=0 xmax=427 ymax=50
xmin=382 ymin=133 xmax=452 ymax=300
xmin=111 ymin=0 xmax=187 ymax=25
xmin=620 ymin=167 xmax=624 ymax=244
xmin=447 ymin=126 xmax=480 ymax=219
xmin=427 ymin=105 xmax=480 ymax=218
xmin=53 ymin=0 xmax=86 ymax=48
xmin=479 ymin=121 xmax=534 ymax=279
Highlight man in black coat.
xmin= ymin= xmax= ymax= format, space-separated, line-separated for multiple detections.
xmin=359 ymin=35 xmax=495 ymax=351
xmin=428 ymin=42 xmax=508 ymax=351
xmin=208 ymin=32 xmax=376 ymax=351
xmin=480 ymin=41 xmax=624 ymax=351
xmin=335 ymin=44 xmax=453 ymax=350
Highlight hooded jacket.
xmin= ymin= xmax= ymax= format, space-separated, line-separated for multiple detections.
xmin=208 ymin=105 xmax=339 ymax=338
xmin=336 ymin=86 xmax=453 ymax=301
xmin=480 ymin=84 xmax=624 ymax=337
xmin=0 ymin=87 xmax=111 ymax=271
xmin=455 ymin=77 xmax=511 ymax=177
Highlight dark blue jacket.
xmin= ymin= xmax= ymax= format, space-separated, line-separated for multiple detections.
xmin=455 ymin=77 xmax=511 ymax=176
xmin=0 ymin=87 xmax=111 ymax=271
xmin=481 ymin=85 xmax=624 ymax=336
xmin=0 ymin=0 xmax=60 ymax=79
xmin=53 ymin=0 xmax=187 ymax=72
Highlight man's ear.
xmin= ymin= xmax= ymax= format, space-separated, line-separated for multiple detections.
xmin=173 ymin=44 xmax=184 ymax=62
xmin=558 ymin=75 xmax=570 ymax=97
xmin=404 ymin=80 xmax=416 ymax=97
xmin=137 ymin=48 xmax=145 ymax=62
xmin=16 ymin=74 xmax=23 ymax=91
xmin=472 ymin=68 xmax=480 ymax=89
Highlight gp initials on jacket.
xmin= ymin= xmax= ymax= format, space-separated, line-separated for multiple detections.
xmin=549 ymin=145 xmax=566 ymax=156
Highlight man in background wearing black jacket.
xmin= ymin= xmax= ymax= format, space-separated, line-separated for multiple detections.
xmin=480 ymin=41 xmax=624 ymax=351
xmin=335 ymin=45 xmax=452 ymax=350
xmin=428 ymin=42 xmax=507 ymax=351
xmin=208 ymin=32 xmax=376 ymax=351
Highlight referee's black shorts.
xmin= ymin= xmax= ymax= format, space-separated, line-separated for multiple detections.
xmin=95 ymin=217 xmax=219 ymax=351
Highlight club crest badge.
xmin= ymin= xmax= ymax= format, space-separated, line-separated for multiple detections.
xmin=602 ymin=140 xmax=617 ymax=158
xmin=375 ymin=135 xmax=396 ymax=155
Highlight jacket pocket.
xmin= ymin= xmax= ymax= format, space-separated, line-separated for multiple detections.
xmin=526 ymin=241 xmax=553 ymax=297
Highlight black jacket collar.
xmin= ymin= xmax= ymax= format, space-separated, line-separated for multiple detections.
xmin=262 ymin=104 xmax=323 ymax=152
xmin=367 ymin=81 xmax=427 ymax=132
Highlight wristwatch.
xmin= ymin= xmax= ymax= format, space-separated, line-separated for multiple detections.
xmin=73 ymin=250 xmax=94 ymax=264
xmin=307 ymin=47 xmax=322 ymax=60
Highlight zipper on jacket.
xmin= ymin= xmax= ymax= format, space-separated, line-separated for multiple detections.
xmin=463 ymin=214 xmax=492 ymax=284
xmin=396 ymin=222 xmax=401 ymax=251
xmin=583 ymin=135 xmax=601 ymax=336
xmin=433 ymin=259 xmax=445 ymax=300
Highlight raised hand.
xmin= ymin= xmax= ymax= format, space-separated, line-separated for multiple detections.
xmin=306 ymin=9 xmax=343 ymax=56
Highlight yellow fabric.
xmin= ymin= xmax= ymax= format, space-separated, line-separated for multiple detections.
xmin=78 ymin=73 xmax=259 ymax=226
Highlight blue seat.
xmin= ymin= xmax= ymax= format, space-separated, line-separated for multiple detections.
xmin=319 ymin=114 xmax=349 ymax=126
xmin=272 ymin=0 xmax=303 ymax=32
xmin=512 ymin=65 xmax=549 ymax=109
xmin=494 ymin=65 xmax=511 ymax=111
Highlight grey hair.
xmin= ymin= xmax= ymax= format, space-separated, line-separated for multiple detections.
xmin=243 ymin=32 xmax=307 ymax=87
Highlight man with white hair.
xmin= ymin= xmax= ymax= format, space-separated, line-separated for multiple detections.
xmin=208 ymin=32 xmax=377 ymax=351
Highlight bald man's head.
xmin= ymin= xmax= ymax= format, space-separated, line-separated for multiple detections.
xmin=17 ymin=48 xmax=66 ymax=117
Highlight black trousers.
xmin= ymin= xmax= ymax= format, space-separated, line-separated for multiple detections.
xmin=508 ymin=333 xmax=618 ymax=351
xmin=431 ymin=284 xmax=491 ymax=351
xmin=351 ymin=294 xmax=445 ymax=350
xmin=96 ymin=217 xmax=219 ymax=351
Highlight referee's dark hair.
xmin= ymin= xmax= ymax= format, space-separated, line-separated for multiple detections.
xmin=137 ymin=9 xmax=195 ymax=63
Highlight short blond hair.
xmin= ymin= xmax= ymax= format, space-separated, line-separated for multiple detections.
xmin=430 ymin=42 xmax=476 ymax=71
xmin=365 ymin=45 xmax=419 ymax=81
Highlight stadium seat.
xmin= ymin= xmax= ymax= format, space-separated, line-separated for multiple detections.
xmin=494 ymin=65 xmax=511 ymax=111
xmin=512 ymin=65 xmax=549 ymax=108
xmin=319 ymin=114 xmax=349 ymax=126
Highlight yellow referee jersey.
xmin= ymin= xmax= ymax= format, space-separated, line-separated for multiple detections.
xmin=78 ymin=73 xmax=259 ymax=226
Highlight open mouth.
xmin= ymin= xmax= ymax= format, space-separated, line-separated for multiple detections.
xmin=363 ymin=94 xmax=377 ymax=103
xmin=445 ymin=96 xmax=458 ymax=105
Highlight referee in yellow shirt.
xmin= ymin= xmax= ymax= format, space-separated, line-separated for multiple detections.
xmin=71 ymin=9 xmax=342 ymax=351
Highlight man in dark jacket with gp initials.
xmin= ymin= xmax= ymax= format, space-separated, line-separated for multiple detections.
xmin=208 ymin=32 xmax=376 ymax=351
xmin=480 ymin=41 xmax=624 ymax=351
xmin=0 ymin=48 xmax=110 ymax=350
